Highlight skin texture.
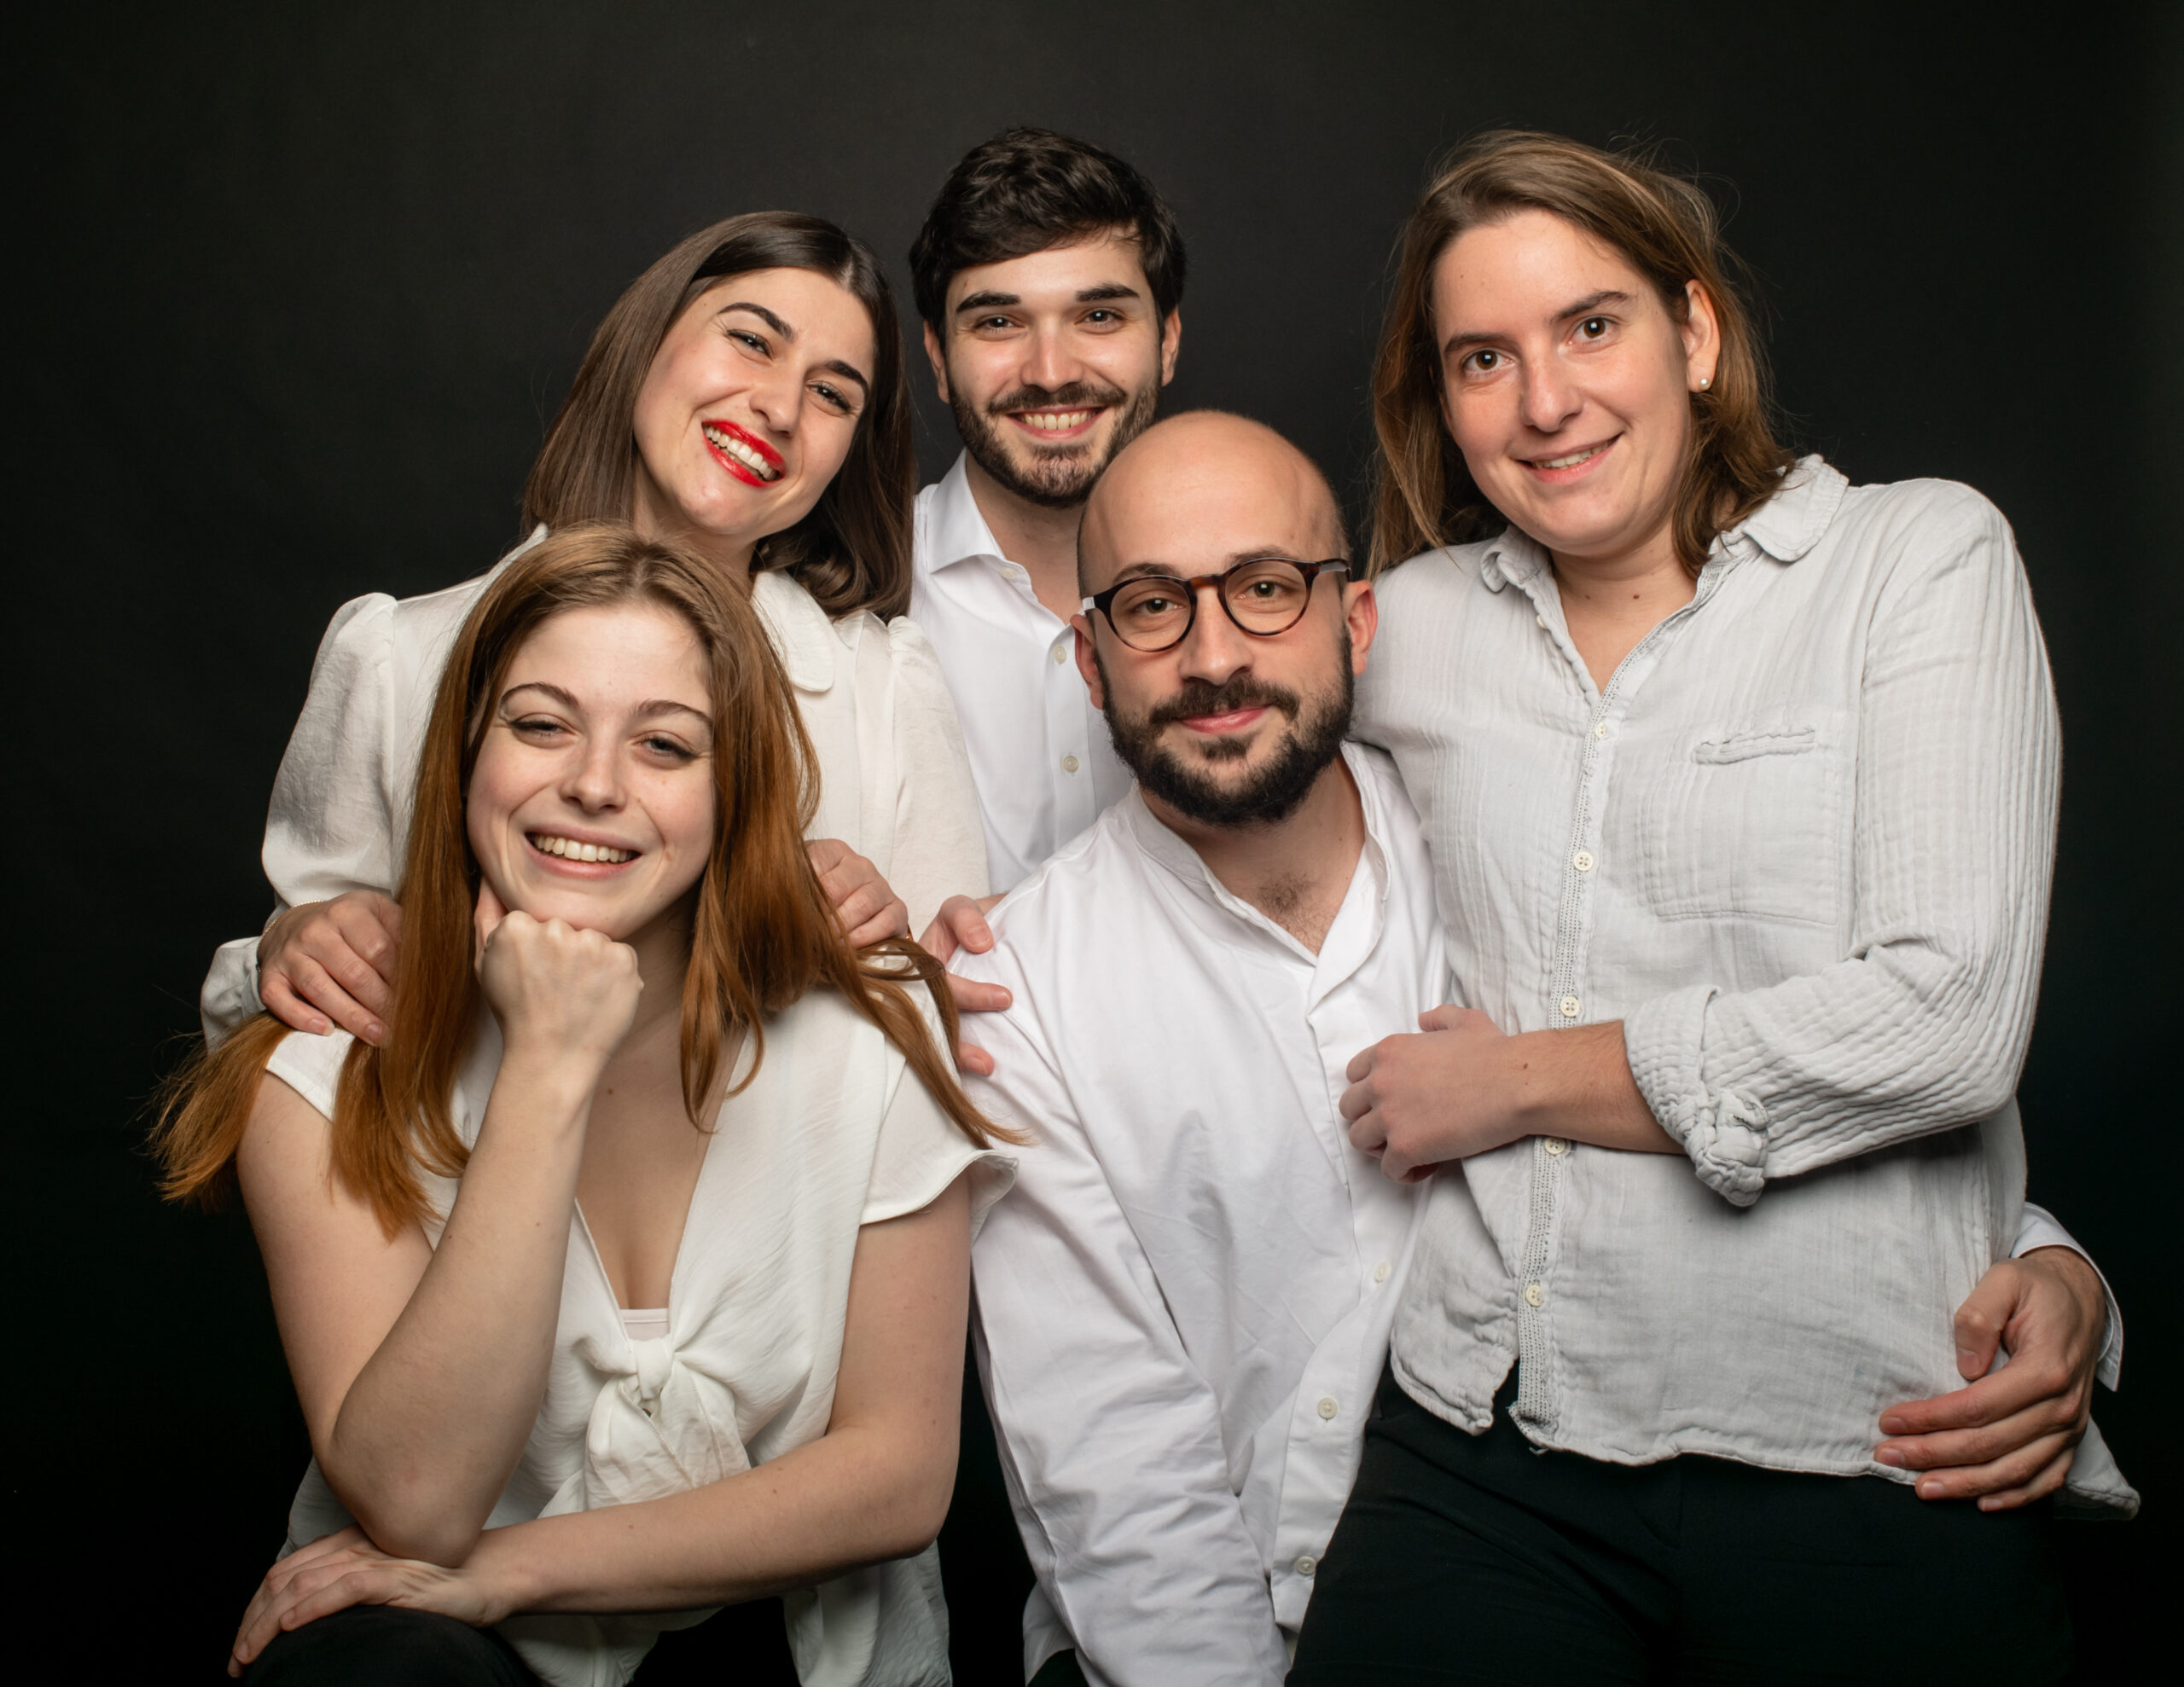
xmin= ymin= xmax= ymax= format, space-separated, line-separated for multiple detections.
xmin=228 ymin=603 xmax=970 ymax=1672
xmin=923 ymin=234 xmax=1180 ymax=618
xmin=1344 ymin=206 xmax=2107 ymax=1504
xmin=258 ymin=267 xmax=906 ymax=1046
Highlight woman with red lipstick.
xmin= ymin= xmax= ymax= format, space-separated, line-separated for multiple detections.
xmin=200 ymin=212 xmax=988 ymax=1061
xmin=1292 ymin=132 xmax=2131 ymax=1683
xmin=159 ymin=525 xmax=1016 ymax=1686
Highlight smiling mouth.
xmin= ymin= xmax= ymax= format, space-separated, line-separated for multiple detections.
xmin=1526 ymin=442 xmax=1613 ymax=472
xmin=702 ymin=421 xmax=782 ymax=483
xmin=1009 ymin=408 xmax=1099 ymax=433
xmin=529 ymin=832 xmax=639 ymax=864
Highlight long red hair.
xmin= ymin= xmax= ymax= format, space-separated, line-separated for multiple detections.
xmin=154 ymin=523 xmax=1008 ymax=1234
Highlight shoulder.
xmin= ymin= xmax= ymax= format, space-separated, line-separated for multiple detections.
xmin=956 ymin=810 xmax=1130 ymax=988
xmin=1372 ymin=541 xmax=1490 ymax=612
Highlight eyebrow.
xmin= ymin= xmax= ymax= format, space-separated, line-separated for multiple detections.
xmin=1106 ymin=548 xmax=1313 ymax=583
xmin=954 ymin=281 xmax=1144 ymax=316
xmin=502 ymin=682 xmax=714 ymax=729
xmin=1441 ymin=289 xmax=1633 ymax=357
xmin=717 ymin=302 xmax=868 ymax=393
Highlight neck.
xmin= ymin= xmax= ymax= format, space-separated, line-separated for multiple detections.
xmin=1142 ymin=753 xmax=1367 ymax=955
xmin=1546 ymin=513 xmax=1697 ymax=691
xmin=962 ymin=453 xmax=1087 ymax=619
xmin=616 ymin=901 xmax=696 ymax=1054
xmin=630 ymin=480 xmax=758 ymax=588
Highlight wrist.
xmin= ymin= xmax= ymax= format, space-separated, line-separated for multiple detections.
xmin=491 ymin=1046 xmax=607 ymax=1114
xmin=462 ymin=1525 xmax=543 ymax=1622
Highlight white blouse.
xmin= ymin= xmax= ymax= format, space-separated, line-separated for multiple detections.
xmin=264 ymin=994 xmax=1014 ymax=1687
xmin=1357 ymin=458 xmax=2134 ymax=1513
xmin=200 ymin=535 xmax=988 ymax=1040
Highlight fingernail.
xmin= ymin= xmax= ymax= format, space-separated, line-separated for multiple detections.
xmin=1874 ymin=1445 xmax=1904 ymax=1467
xmin=1916 ymin=1476 xmax=1943 ymax=1499
xmin=365 ymin=1023 xmax=385 ymax=1045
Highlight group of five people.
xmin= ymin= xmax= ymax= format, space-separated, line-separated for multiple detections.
xmin=157 ymin=126 xmax=2133 ymax=1687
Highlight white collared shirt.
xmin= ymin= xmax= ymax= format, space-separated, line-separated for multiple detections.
xmin=911 ymin=454 xmax=1132 ymax=891
xmin=960 ymin=746 xmax=1442 ymax=1686
xmin=1359 ymin=457 xmax=2133 ymax=1515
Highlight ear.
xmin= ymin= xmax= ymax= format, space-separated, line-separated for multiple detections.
xmin=1344 ymin=579 xmax=1380 ymax=675
xmin=922 ymin=322 xmax=951 ymax=403
xmin=1158 ymin=308 xmax=1182 ymax=386
xmin=1681 ymin=280 xmax=1720 ymax=392
xmin=1072 ymin=615 xmax=1106 ymax=708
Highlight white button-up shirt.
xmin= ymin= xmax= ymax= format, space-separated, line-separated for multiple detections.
xmin=911 ymin=455 xmax=1132 ymax=891
xmin=1359 ymin=458 xmax=2134 ymax=1514
xmin=960 ymin=746 xmax=1440 ymax=1686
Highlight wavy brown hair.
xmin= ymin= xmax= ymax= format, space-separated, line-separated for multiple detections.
xmin=1369 ymin=130 xmax=1795 ymax=577
xmin=522 ymin=212 xmax=917 ymax=619
xmin=154 ymin=524 xmax=1009 ymax=1234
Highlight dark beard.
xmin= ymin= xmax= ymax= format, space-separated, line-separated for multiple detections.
xmin=1097 ymin=647 xmax=1355 ymax=829
xmin=950 ymin=376 xmax=1159 ymax=510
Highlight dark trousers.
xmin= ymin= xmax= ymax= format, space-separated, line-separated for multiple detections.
xmin=247 ymin=1606 xmax=540 ymax=1685
xmin=1289 ymin=1368 xmax=2071 ymax=1686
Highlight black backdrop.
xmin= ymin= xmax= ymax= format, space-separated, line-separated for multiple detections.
xmin=13 ymin=3 xmax=2176 ymax=1679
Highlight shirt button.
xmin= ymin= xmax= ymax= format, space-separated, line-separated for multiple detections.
xmin=1593 ymin=721 xmax=1610 ymax=739
xmin=1572 ymin=849 xmax=1594 ymax=872
xmin=1560 ymin=994 xmax=1580 ymax=1019
xmin=1051 ymin=644 xmax=1068 ymax=664
xmin=1061 ymin=754 xmax=1080 ymax=774
xmin=1316 ymin=1396 xmax=1339 ymax=1420
xmin=1525 ymin=1283 xmax=1545 ymax=1308
xmin=1543 ymin=1138 xmax=1569 ymax=1157
xmin=1374 ymin=1260 xmax=1391 ymax=1284
xmin=1295 ymin=1555 xmax=1318 ymax=1578
xmin=1534 ymin=612 xmax=1546 ymax=629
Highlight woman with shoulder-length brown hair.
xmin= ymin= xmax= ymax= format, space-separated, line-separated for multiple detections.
xmin=158 ymin=522 xmax=1017 ymax=1687
xmin=200 ymin=211 xmax=989 ymax=1060
xmin=1294 ymin=131 xmax=2133 ymax=1684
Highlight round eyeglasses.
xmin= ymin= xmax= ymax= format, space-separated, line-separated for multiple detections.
xmin=1082 ymin=557 xmax=1350 ymax=653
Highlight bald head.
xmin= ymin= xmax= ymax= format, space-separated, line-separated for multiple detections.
xmin=1077 ymin=412 xmax=1348 ymax=596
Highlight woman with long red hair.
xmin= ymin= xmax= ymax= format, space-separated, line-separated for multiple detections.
xmin=159 ymin=524 xmax=1014 ymax=1686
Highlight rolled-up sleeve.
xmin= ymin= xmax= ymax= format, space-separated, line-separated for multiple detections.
xmin=1625 ymin=495 xmax=2058 ymax=1203
xmin=199 ymin=592 xmax=401 ymax=1043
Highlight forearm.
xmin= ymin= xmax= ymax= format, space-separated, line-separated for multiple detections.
xmin=1507 ymin=1022 xmax=1677 ymax=1154
xmin=471 ymin=1414 xmax=954 ymax=1615
xmin=325 ymin=1064 xmax=593 ymax=1559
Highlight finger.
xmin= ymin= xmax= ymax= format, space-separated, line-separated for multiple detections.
xmin=473 ymin=881 xmax=508 ymax=973
xmin=805 ymin=838 xmax=849 ymax=875
xmin=310 ymin=933 xmax=394 ymax=1017
xmin=1911 ymin=1429 xmax=2075 ymax=1503
xmin=1339 ymin=1077 xmax=1375 ymax=1122
xmin=1978 ymin=1445 xmax=2077 ymax=1511
xmin=278 ymin=1565 xmax=392 ymax=1633
xmin=1418 ymin=1005 xmax=1461 ymax=1032
xmin=1949 ymin=1261 xmax=2023 ymax=1382
xmin=258 ymin=973 xmax=333 ymax=1037
xmin=332 ymin=901 xmax=402 ymax=983
xmin=1345 ymin=1044 xmax=1378 ymax=1085
xmin=286 ymin=958 xmax=386 ymax=1046
xmin=1348 ymin=1104 xmax=1389 ymax=1157
xmin=944 ymin=896 xmax=996 ymax=956
xmin=946 ymin=972 xmax=1012 ymax=1014
xmin=375 ymin=895 xmax=404 ymax=942
xmin=954 ymin=1040 xmax=996 ymax=1078
xmin=1875 ymin=1392 xmax=2082 ymax=1473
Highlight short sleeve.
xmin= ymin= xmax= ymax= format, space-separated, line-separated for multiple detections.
xmin=264 ymin=1025 xmax=357 ymax=1121
xmin=860 ymin=989 xmax=1015 ymax=1234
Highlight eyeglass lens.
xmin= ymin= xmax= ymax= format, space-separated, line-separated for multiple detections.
xmin=1106 ymin=559 xmax=1319 ymax=650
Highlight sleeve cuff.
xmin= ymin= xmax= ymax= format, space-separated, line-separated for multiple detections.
xmin=2015 ymin=1201 xmax=2123 ymax=1391
xmin=1623 ymin=984 xmax=1771 ymax=1208
xmin=199 ymin=934 xmax=269 ymax=1047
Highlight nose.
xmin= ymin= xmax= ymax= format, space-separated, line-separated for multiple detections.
xmin=1518 ymin=353 xmax=1582 ymax=435
xmin=1021 ymin=322 xmax=1086 ymax=396
xmin=562 ymin=736 xmax=627 ymax=815
xmin=746 ymin=367 xmax=800 ymax=436
xmin=1174 ymin=583 xmax=1255 ymax=687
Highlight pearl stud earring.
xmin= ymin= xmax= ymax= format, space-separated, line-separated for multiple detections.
xmin=1699 ymin=376 xmax=1711 ymax=390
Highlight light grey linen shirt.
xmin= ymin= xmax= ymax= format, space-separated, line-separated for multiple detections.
xmin=1356 ymin=457 xmax=2135 ymax=1513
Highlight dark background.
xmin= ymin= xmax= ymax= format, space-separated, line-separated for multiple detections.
xmin=11 ymin=2 xmax=2176 ymax=1679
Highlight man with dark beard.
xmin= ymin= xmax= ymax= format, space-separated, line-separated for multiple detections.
xmin=908 ymin=129 xmax=1185 ymax=896
xmin=952 ymin=412 xmax=1438 ymax=1685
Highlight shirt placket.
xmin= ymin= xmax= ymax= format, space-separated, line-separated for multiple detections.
xmin=998 ymin=558 xmax=1099 ymax=844
xmin=1504 ymin=554 xmax=1735 ymax=1433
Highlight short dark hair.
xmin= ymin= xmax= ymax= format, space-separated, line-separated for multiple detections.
xmin=909 ymin=127 xmax=1187 ymax=332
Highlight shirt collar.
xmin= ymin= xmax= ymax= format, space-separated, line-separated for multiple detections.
xmin=750 ymin=567 xmax=836 ymax=693
xmin=924 ymin=451 xmax=1009 ymax=574
xmin=1472 ymin=453 xmax=1849 ymax=593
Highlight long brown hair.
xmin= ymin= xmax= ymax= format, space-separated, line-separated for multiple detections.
xmin=522 ymin=212 xmax=917 ymax=619
xmin=154 ymin=524 xmax=1010 ymax=1234
xmin=1369 ymin=130 xmax=1796 ymax=577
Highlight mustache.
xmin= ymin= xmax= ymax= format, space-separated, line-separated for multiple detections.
xmin=1145 ymin=674 xmax=1302 ymax=729
xmin=985 ymin=379 xmax=1130 ymax=417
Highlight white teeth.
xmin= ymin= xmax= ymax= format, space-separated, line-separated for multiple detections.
xmin=702 ymin=425 xmax=781 ymax=481
xmin=1537 ymin=445 xmax=1607 ymax=471
xmin=1020 ymin=410 xmax=1091 ymax=432
xmin=531 ymin=834 xmax=633 ymax=863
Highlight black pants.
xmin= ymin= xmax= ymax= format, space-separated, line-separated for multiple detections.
xmin=1289 ymin=1368 xmax=2071 ymax=1686
xmin=247 ymin=1606 xmax=539 ymax=1685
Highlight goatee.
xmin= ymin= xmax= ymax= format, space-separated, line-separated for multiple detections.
xmin=951 ymin=377 xmax=1159 ymax=510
